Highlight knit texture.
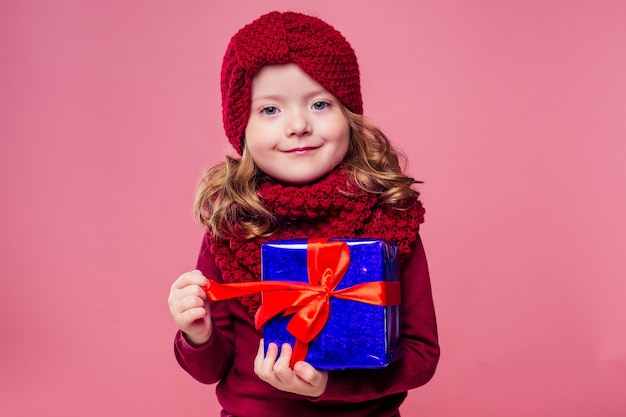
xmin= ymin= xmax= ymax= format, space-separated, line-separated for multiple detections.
xmin=221 ymin=11 xmax=363 ymax=154
xmin=208 ymin=168 xmax=424 ymax=316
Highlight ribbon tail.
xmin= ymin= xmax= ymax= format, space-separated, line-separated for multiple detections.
xmin=290 ymin=339 xmax=309 ymax=368
xmin=204 ymin=280 xmax=259 ymax=300
xmin=205 ymin=280 xmax=315 ymax=301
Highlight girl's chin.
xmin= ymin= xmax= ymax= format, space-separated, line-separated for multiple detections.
xmin=264 ymin=166 xmax=338 ymax=186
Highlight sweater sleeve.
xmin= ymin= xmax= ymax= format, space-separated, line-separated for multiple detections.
xmin=314 ymin=235 xmax=440 ymax=402
xmin=173 ymin=233 xmax=235 ymax=384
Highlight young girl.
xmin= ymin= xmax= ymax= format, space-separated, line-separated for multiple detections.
xmin=168 ymin=11 xmax=439 ymax=417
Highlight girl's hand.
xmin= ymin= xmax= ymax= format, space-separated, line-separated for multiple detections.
xmin=168 ymin=270 xmax=212 ymax=346
xmin=254 ymin=339 xmax=328 ymax=397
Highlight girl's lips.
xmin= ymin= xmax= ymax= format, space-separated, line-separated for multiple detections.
xmin=282 ymin=146 xmax=320 ymax=154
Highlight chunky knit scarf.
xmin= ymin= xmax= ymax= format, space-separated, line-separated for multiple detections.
xmin=209 ymin=168 xmax=425 ymax=317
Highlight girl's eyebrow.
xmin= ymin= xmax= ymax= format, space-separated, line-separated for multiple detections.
xmin=251 ymin=89 xmax=333 ymax=103
xmin=250 ymin=93 xmax=283 ymax=102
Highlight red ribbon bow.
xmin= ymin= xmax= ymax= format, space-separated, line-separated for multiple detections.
xmin=204 ymin=238 xmax=400 ymax=367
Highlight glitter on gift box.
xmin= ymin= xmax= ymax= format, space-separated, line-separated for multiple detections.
xmin=261 ymin=239 xmax=401 ymax=370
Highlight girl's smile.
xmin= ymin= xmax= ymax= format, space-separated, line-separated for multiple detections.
xmin=244 ymin=63 xmax=350 ymax=185
xmin=282 ymin=146 xmax=320 ymax=154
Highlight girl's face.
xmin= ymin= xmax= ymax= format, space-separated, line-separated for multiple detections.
xmin=244 ymin=63 xmax=350 ymax=185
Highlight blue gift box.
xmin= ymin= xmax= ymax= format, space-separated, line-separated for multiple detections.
xmin=261 ymin=238 xmax=401 ymax=370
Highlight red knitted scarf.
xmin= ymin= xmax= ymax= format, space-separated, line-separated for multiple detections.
xmin=208 ymin=168 xmax=425 ymax=316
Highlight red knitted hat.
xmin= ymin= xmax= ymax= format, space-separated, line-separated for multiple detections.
xmin=221 ymin=11 xmax=363 ymax=154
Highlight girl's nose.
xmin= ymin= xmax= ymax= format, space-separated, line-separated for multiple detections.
xmin=285 ymin=109 xmax=311 ymax=137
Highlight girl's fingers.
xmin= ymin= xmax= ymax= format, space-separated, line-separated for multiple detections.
xmin=169 ymin=278 xmax=208 ymax=315
xmin=171 ymin=270 xmax=207 ymax=290
xmin=293 ymin=361 xmax=321 ymax=385
xmin=170 ymin=288 xmax=206 ymax=317
xmin=255 ymin=340 xmax=282 ymax=381
xmin=184 ymin=306 xmax=208 ymax=322
xmin=264 ymin=342 xmax=279 ymax=367
xmin=253 ymin=339 xmax=265 ymax=374
xmin=273 ymin=343 xmax=293 ymax=377
xmin=252 ymin=340 xmax=327 ymax=396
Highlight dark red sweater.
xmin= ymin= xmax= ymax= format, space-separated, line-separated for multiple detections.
xmin=174 ymin=234 xmax=439 ymax=417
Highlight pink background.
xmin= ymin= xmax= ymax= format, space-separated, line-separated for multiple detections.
xmin=2 ymin=1 xmax=625 ymax=416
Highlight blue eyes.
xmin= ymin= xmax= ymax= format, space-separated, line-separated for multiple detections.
xmin=312 ymin=101 xmax=329 ymax=110
xmin=262 ymin=106 xmax=278 ymax=115
xmin=259 ymin=101 xmax=329 ymax=115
